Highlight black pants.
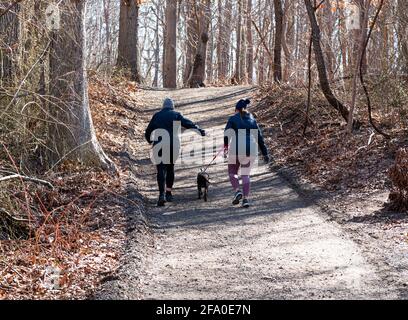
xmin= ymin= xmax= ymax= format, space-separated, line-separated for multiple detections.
xmin=157 ymin=163 xmax=175 ymax=195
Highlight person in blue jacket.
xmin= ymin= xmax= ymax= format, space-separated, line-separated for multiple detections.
xmin=145 ymin=98 xmax=206 ymax=207
xmin=224 ymin=99 xmax=269 ymax=208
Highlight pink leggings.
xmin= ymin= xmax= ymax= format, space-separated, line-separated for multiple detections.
xmin=228 ymin=157 xmax=254 ymax=197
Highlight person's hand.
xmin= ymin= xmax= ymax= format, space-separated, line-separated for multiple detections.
xmin=223 ymin=145 xmax=229 ymax=159
xmin=199 ymin=129 xmax=206 ymax=137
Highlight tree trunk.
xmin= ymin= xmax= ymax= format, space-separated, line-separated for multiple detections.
xmin=348 ymin=1 xmax=370 ymax=132
xmin=282 ymin=1 xmax=292 ymax=82
xmin=0 ymin=1 xmax=20 ymax=84
xmin=163 ymin=0 xmax=178 ymax=88
xmin=184 ymin=0 xmax=198 ymax=85
xmin=188 ymin=0 xmax=211 ymax=88
xmin=338 ymin=1 xmax=349 ymax=79
xmin=349 ymin=0 xmax=368 ymax=76
xmin=216 ymin=0 xmax=224 ymax=82
xmin=257 ymin=0 xmax=268 ymax=84
xmin=152 ymin=1 xmax=160 ymax=87
xmin=398 ymin=0 xmax=408 ymax=72
xmin=359 ymin=0 xmax=369 ymax=75
xmin=246 ymin=0 xmax=254 ymax=84
xmin=240 ymin=3 xmax=247 ymax=84
xmin=48 ymin=0 xmax=114 ymax=170
xmin=233 ymin=0 xmax=243 ymax=84
xmin=102 ymin=0 xmax=112 ymax=66
xmin=117 ymin=0 xmax=141 ymax=82
xmin=273 ymin=0 xmax=283 ymax=83
xmin=207 ymin=10 xmax=214 ymax=84
xmin=304 ymin=0 xmax=350 ymax=123
xmin=323 ymin=0 xmax=335 ymax=81
xmin=217 ymin=0 xmax=232 ymax=82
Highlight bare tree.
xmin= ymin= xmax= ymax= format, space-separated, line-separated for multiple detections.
xmin=102 ymin=0 xmax=112 ymax=66
xmin=216 ymin=0 xmax=224 ymax=82
xmin=359 ymin=0 xmax=390 ymax=138
xmin=153 ymin=0 xmax=161 ymax=87
xmin=163 ymin=0 xmax=177 ymax=88
xmin=217 ymin=0 xmax=232 ymax=82
xmin=304 ymin=0 xmax=350 ymax=123
xmin=397 ymin=0 xmax=408 ymax=72
xmin=188 ymin=0 xmax=211 ymax=88
xmin=240 ymin=1 xmax=247 ymax=83
xmin=184 ymin=0 xmax=199 ymax=85
xmin=320 ymin=0 xmax=336 ymax=81
xmin=282 ymin=1 xmax=293 ymax=82
xmin=246 ymin=0 xmax=254 ymax=83
xmin=48 ymin=0 xmax=114 ymax=170
xmin=0 ymin=1 xmax=20 ymax=83
xmin=117 ymin=0 xmax=141 ymax=82
xmin=273 ymin=0 xmax=283 ymax=83
xmin=207 ymin=6 xmax=214 ymax=84
xmin=233 ymin=0 xmax=243 ymax=84
xmin=348 ymin=1 xmax=370 ymax=132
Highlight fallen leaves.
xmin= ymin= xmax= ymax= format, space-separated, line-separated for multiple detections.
xmin=388 ymin=148 xmax=408 ymax=212
xmin=254 ymin=83 xmax=407 ymax=196
xmin=1 ymin=74 xmax=147 ymax=299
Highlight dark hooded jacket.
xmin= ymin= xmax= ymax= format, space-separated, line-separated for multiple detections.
xmin=145 ymin=99 xmax=203 ymax=164
xmin=224 ymin=112 xmax=268 ymax=158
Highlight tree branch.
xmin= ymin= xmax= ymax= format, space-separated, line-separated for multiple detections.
xmin=0 ymin=208 xmax=29 ymax=223
xmin=359 ymin=0 xmax=391 ymax=139
xmin=0 ymin=174 xmax=54 ymax=189
xmin=252 ymin=20 xmax=273 ymax=64
xmin=0 ymin=0 xmax=22 ymax=19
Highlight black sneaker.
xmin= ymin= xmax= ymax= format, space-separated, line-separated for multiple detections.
xmin=242 ymin=199 xmax=250 ymax=208
xmin=157 ymin=194 xmax=166 ymax=207
xmin=232 ymin=191 xmax=243 ymax=205
xmin=165 ymin=192 xmax=173 ymax=202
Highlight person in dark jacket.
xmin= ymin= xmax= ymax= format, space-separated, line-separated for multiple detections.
xmin=224 ymin=99 xmax=269 ymax=208
xmin=145 ymin=98 xmax=206 ymax=206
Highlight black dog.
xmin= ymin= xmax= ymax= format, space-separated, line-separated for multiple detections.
xmin=197 ymin=171 xmax=210 ymax=202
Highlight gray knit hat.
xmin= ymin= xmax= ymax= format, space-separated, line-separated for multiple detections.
xmin=163 ymin=98 xmax=175 ymax=110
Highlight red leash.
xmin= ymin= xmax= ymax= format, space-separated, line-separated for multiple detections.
xmin=202 ymin=147 xmax=225 ymax=173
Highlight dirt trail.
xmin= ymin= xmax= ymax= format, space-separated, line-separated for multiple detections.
xmin=118 ymin=86 xmax=398 ymax=299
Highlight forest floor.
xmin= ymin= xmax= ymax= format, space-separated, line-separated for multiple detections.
xmin=96 ymin=85 xmax=408 ymax=299
xmin=1 ymin=76 xmax=150 ymax=299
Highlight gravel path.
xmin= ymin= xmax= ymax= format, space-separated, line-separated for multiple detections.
xmin=122 ymin=86 xmax=397 ymax=299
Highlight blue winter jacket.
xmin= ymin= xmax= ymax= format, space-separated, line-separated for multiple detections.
xmin=224 ymin=112 xmax=268 ymax=157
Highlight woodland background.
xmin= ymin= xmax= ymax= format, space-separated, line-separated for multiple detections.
xmin=0 ymin=0 xmax=407 ymax=298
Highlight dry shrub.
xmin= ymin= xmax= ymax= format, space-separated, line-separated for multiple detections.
xmin=388 ymin=148 xmax=408 ymax=212
xmin=0 ymin=1 xmax=144 ymax=298
xmin=0 ymin=71 xmax=143 ymax=298
xmin=253 ymin=80 xmax=407 ymax=194
xmin=369 ymin=75 xmax=408 ymax=130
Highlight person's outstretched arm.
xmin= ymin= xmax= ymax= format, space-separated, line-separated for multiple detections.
xmin=178 ymin=113 xmax=206 ymax=136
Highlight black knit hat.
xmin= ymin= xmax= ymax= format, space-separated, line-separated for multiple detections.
xmin=236 ymin=99 xmax=251 ymax=111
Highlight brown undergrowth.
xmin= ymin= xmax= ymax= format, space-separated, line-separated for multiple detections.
xmin=0 ymin=73 xmax=146 ymax=299
xmin=254 ymin=78 xmax=408 ymax=211
xmin=389 ymin=148 xmax=408 ymax=212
